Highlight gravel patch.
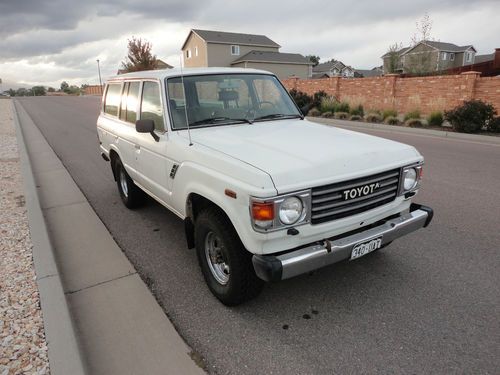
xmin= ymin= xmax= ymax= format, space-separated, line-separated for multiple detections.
xmin=0 ymin=100 xmax=50 ymax=375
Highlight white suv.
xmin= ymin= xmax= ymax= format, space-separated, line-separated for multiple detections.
xmin=97 ymin=67 xmax=433 ymax=305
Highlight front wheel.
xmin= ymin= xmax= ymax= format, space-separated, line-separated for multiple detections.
xmin=114 ymin=158 xmax=144 ymax=209
xmin=195 ymin=207 xmax=264 ymax=306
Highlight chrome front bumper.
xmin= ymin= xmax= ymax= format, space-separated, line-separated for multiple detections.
xmin=252 ymin=203 xmax=433 ymax=282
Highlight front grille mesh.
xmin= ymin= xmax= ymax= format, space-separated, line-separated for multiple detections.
xmin=311 ymin=169 xmax=400 ymax=224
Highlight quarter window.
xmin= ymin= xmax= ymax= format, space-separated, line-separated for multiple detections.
xmin=104 ymin=83 xmax=122 ymax=116
xmin=231 ymin=45 xmax=240 ymax=55
xmin=118 ymin=82 xmax=140 ymax=123
xmin=141 ymin=81 xmax=164 ymax=132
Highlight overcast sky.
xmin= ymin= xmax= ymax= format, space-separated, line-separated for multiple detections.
xmin=0 ymin=0 xmax=498 ymax=89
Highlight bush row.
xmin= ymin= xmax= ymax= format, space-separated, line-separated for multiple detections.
xmin=289 ymin=89 xmax=500 ymax=134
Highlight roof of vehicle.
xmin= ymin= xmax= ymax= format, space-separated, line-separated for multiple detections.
xmin=106 ymin=67 xmax=275 ymax=82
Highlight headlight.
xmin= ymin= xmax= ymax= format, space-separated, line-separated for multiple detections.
xmin=279 ymin=197 xmax=303 ymax=225
xmin=403 ymin=168 xmax=418 ymax=190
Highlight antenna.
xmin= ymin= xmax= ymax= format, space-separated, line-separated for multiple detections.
xmin=179 ymin=55 xmax=192 ymax=146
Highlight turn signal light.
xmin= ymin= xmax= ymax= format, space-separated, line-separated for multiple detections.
xmin=252 ymin=202 xmax=274 ymax=221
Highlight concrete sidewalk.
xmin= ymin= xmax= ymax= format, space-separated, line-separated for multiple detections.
xmin=14 ymin=100 xmax=205 ymax=375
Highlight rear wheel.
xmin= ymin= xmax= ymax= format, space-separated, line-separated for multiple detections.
xmin=114 ymin=158 xmax=144 ymax=209
xmin=195 ymin=207 xmax=264 ymax=306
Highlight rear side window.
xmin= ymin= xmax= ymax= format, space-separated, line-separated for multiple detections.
xmin=141 ymin=81 xmax=164 ymax=131
xmin=104 ymin=83 xmax=122 ymax=116
xmin=119 ymin=81 xmax=140 ymax=123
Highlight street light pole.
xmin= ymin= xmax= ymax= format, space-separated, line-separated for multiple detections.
xmin=96 ymin=59 xmax=103 ymax=94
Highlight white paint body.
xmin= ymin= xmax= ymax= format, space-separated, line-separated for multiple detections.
xmin=97 ymin=68 xmax=423 ymax=255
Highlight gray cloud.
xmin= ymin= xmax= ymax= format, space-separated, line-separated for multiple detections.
xmin=0 ymin=0 xmax=499 ymax=88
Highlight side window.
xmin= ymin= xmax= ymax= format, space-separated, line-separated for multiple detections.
xmin=118 ymin=82 xmax=140 ymax=123
xmin=119 ymin=82 xmax=129 ymax=121
xmin=104 ymin=83 xmax=122 ymax=116
xmin=141 ymin=81 xmax=164 ymax=132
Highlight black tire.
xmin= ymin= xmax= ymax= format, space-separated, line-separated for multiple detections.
xmin=195 ymin=207 xmax=264 ymax=306
xmin=114 ymin=158 xmax=144 ymax=209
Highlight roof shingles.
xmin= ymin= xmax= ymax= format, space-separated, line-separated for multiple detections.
xmin=192 ymin=29 xmax=281 ymax=48
xmin=231 ymin=51 xmax=312 ymax=65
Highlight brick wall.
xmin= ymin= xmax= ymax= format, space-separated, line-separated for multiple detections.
xmin=84 ymin=85 xmax=104 ymax=96
xmin=282 ymin=72 xmax=500 ymax=115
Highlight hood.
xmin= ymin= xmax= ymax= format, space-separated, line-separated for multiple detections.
xmin=187 ymin=119 xmax=421 ymax=193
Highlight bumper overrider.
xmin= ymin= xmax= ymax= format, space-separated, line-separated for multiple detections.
xmin=252 ymin=203 xmax=433 ymax=282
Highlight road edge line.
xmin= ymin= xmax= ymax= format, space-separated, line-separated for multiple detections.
xmin=12 ymin=100 xmax=87 ymax=375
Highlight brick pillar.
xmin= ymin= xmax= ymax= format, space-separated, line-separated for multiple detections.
xmin=460 ymin=71 xmax=481 ymax=101
xmin=384 ymin=73 xmax=399 ymax=108
xmin=493 ymin=48 xmax=500 ymax=70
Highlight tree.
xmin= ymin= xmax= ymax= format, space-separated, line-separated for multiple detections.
xmin=385 ymin=42 xmax=403 ymax=74
xmin=32 ymin=86 xmax=46 ymax=96
xmin=120 ymin=37 xmax=158 ymax=73
xmin=411 ymin=12 xmax=433 ymax=46
xmin=305 ymin=55 xmax=320 ymax=67
xmin=60 ymin=81 xmax=69 ymax=91
xmin=47 ymin=87 xmax=56 ymax=92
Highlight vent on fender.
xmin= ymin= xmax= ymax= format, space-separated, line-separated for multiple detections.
xmin=170 ymin=164 xmax=179 ymax=179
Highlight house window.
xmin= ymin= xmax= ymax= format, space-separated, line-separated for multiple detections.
xmin=441 ymin=52 xmax=448 ymax=60
xmin=194 ymin=47 xmax=198 ymax=57
xmin=465 ymin=51 xmax=473 ymax=63
xmin=450 ymin=53 xmax=455 ymax=61
xmin=231 ymin=45 xmax=240 ymax=55
xmin=186 ymin=49 xmax=191 ymax=59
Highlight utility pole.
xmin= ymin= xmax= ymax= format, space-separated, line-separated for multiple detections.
xmin=96 ymin=59 xmax=103 ymax=94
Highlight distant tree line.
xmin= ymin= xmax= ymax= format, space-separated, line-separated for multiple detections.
xmin=4 ymin=81 xmax=89 ymax=96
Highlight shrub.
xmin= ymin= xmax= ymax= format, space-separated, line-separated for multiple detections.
xmin=405 ymin=118 xmax=425 ymax=128
xmin=334 ymin=112 xmax=349 ymax=119
xmin=384 ymin=116 xmax=400 ymax=125
xmin=487 ymin=117 xmax=500 ymax=133
xmin=427 ymin=111 xmax=444 ymax=126
xmin=312 ymin=91 xmax=328 ymax=108
xmin=321 ymin=111 xmax=333 ymax=118
xmin=404 ymin=109 xmax=421 ymax=121
xmin=335 ymin=101 xmax=350 ymax=113
xmin=445 ymin=100 xmax=497 ymax=134
xmin=320 ymin=96 xmax=338 ymax=113
xmin=289 ymin=89 xmax=312 ymax=108
xmin=308 ymin=107 xmax=321 ymax=117
xmin=350 ymin=115 xmax=363 ymax=121
xmin=382 ymin=109 xmax=398 ymax=120
xmin=365 ymin=113 xmax=382 ymax=123
xmin=349 ymin=104 xmax=364 ymax=117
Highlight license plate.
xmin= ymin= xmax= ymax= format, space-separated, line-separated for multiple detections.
xmin=351 ymin=237 xmax=383 ymax=260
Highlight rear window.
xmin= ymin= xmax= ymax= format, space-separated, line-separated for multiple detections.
xmin=104 ymin=83 xmax=122 ymax=116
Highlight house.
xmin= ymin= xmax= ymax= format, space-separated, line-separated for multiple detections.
xmin=313 ymin=60 xmax=356 ymax=78
xmin=354 ymin=67 xmax=383 ymax=78
xmin=181 ymin=29 xmax=313 ymax=79
xmin=445 ymin=48 xmax=500 ymax=77
xmin=382 ymin=41 xmax=476 ymax=74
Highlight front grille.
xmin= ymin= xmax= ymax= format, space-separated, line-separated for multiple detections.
xmin=311 ymin=168 xmax=401 ymax=224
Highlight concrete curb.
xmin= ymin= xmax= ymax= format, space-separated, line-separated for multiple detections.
xmin=308 ymin=117 xmax=500 ymax=145
xmin=12 ymin=100 xmax=87 ymax=375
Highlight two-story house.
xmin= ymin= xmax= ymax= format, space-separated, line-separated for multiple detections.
xmin=312 ymin=60 xmax=356 ymax=78
xmin=382 ymin=41 xmax=477 ymax=74
xmin=181 ymin=29 xmax=313 ymax=79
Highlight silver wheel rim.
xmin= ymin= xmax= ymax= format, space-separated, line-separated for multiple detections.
xmin=119 ymin=169 xmax=128 ymax=198
xmin=204 ymin=231 xmax=230 ymax=285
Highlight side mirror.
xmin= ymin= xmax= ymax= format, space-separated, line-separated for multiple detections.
xmin=300 ymin=104 xmax=312 ymax=116
xmin=135 ymin=119 xmax=159 ymax=142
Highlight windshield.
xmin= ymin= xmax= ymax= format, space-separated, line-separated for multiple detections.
xmin=166 ymin=73 xmax=301 ymax=130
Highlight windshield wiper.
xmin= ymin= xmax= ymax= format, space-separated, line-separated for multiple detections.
xmin=254 ymin=113 xmax=303 ymax=121
xmin=189 ymin=117 xmax=253 ymax=126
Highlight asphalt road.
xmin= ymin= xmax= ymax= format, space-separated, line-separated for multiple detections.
xmin=17 ymin=96 xmax=500 ymax=374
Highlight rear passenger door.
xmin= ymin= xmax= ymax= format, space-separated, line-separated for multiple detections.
xmin=134 ymin=80 xmax=175 ymax=205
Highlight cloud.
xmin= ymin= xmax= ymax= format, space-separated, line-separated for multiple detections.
xmin=0 ymin=0 xmax=499 ymax=88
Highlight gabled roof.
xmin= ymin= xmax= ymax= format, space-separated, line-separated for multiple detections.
xmin=354 ymin=69 xmax=383 ymax=78
xmin=313 ymin=60 xmax=346 ymax=72
xmin=381 ymin=47 xmax=410 ymax=58
xmin=182 ymin=29 xmax=281 ymax=50
xmin=400 ymin=41 xmax=476 ymax=56
xmin=231 ymin=51 xmax=313 ymax=65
